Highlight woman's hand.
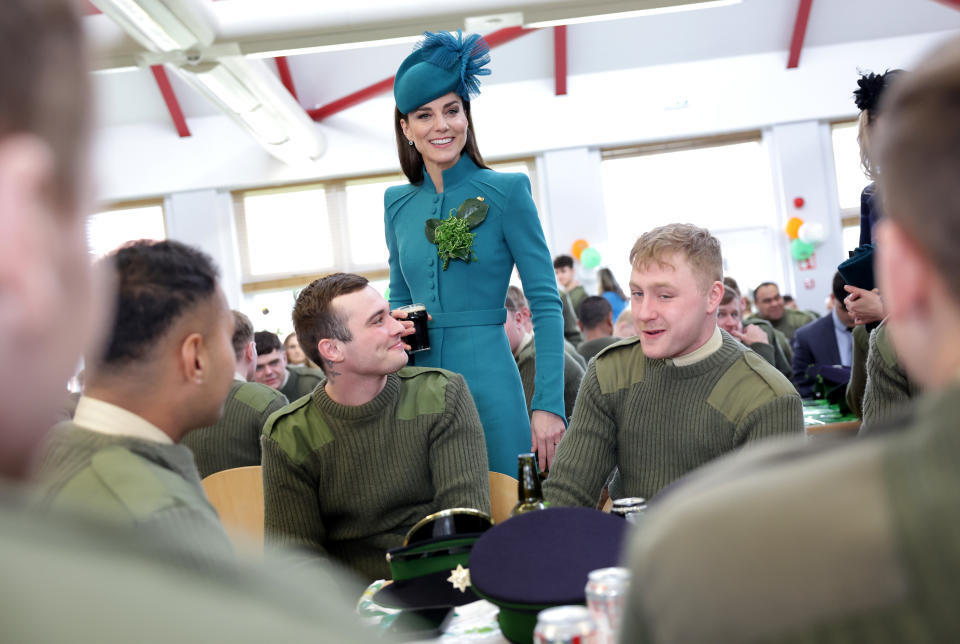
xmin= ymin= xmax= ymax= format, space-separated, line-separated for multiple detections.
xmin=843 ymin=286 xmax=885 ymax=325
xmin=531 ymin=410 xmax=566 ymax=472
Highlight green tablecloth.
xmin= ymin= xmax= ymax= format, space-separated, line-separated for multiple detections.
xmin=802 ymin=399 xmax=859 ymax=426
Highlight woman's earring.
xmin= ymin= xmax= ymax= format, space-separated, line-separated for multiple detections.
xmin=407 ymin=139 xmax=414 ymax=146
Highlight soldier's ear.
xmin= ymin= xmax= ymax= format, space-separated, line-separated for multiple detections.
xmin=317 ymin=338 xmax=343 ymax=367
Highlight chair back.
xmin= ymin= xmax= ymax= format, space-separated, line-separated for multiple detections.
xmin=202 ymin=465 xmax=264 ymax=556
xmin=489 ymin=471 xmax=518 ymax=524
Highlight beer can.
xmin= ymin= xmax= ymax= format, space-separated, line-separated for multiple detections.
xmin=533 ymin=605 xmax=596 ymax=644
xmin=610 ymin=497 xmax=647 ymax=522
xmin=585 ymin=567 xmax=630 ymax=644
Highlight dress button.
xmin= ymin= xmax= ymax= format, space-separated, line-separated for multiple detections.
xmin=433 ymin=195 xmax=440 ymax=203
xmin=429 ymin=283 xmax=435 ymax=290
xmin=433 ymin=207 xmax=439 ymax=215
xmin=427 ymin=270 xmax=434 ymax=277
xmin=428 ymin=257 xmax=435 ymax=266
xmin=431 ymin=295 xmax=437 ymax=302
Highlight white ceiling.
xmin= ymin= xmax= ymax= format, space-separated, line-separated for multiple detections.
xmin=89 ymin=0 xmax=960 ymax=130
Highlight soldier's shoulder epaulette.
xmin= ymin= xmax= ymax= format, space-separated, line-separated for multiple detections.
xmin=594 ymin=337 xmax=645 ymax=394
xmin=262 ymin=394 xmax=313 ymax=439
xmin=396 ymin=367 xmax=454 ymax=420
xmin=234 ymin=381 xmax=287 ymax=413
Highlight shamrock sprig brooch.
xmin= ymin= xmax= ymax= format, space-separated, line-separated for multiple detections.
xmin=425 ymin=196 xmax=488 ymax=270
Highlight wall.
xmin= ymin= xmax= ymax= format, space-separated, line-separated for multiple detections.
xmin=92 ymin=29 xmax=959 ymax=309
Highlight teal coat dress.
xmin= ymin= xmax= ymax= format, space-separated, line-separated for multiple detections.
xmin=384 ymin=155 xmax=565 ymax=475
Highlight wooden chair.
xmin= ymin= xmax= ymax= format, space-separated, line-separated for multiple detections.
xmin=202 ymin=465 xmax=264 ymax=556
xmin=489 ymin=471 xmax=518 ymax=524
xmin=805 ymin=420 xmax=861 ymax=438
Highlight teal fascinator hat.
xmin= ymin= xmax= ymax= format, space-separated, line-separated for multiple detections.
xmin=394 ymin=30 xmax=491 ymax=114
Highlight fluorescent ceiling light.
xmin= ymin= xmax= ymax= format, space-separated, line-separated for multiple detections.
xmin=526 ymin=0 xmax=741 ymax=29
xmin=176 ymin=58 xmax=324 ymax=164
xmin=244 ymin=35 xmax=423 ymax=60
xmin=91 ymin=0 xmax=214 ymax=52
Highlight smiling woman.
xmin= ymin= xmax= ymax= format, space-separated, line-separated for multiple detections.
xmin=384 ymin=31 xmax=566 ymax=475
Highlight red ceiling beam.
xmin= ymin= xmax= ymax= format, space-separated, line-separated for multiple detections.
xmin=150 ymin=65 xmax=191 ymax=137
xmin=787 ymin=0 xmax=813 ymax=69
xmin=308 ymin=25 xmax=540 ymax=122
xmin=553 ymin=26 xmax=567 ymax=96
xmin=275 ymin=56 xmax=298 ymax=100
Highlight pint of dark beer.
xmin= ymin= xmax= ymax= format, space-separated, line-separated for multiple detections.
xmin=399 ymin=303 xmax=430 ymax=353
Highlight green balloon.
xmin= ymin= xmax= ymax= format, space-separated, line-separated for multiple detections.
xmin=581 ymin=247 xmax=602 ymax=269
xmin=384 ymin=287 xmax=391 ymax=301
xmin=790 ymin=238 xmax=815 ymax=261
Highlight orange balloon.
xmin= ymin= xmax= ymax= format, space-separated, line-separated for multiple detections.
xmin=571 ymin=239 xmax=589 ymax=260
xmin=785 ymin=217 xmax=804 ymax=240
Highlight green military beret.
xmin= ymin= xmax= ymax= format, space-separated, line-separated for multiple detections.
xmin=394 ymin=30 xmax=491 ymax=114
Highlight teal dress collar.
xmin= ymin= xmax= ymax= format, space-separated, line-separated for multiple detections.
xmin=423 ymin=154 xmax=479 ymax=193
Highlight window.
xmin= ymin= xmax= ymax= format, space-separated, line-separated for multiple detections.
xmin=237 ymin=159 xmax=535 ymax=334
xmin=831 ymin=121 xmax=869 ymax=214
xmin=236 ymin=158 xmax=536 ymax=289
xmin=600 ymin=135 xmax=781 ymax=296
xmin=240 ymin=185 xmax=334 ymax=277
xmin=86 ymin=201 xmax=166 ymax=258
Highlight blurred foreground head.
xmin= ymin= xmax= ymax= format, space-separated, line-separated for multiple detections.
xmin=876 ymin=36 xmax=960 ymax=389
xmin=0 ymin=0 xmax=107 ymax=478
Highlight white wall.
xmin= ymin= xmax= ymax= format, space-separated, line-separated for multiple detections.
xmin=92 ymin=29 xmax=959 ymax=306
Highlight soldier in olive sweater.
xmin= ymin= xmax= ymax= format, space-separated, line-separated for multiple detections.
xmin=859 ymin=319 xmax=922 ymax=435
xmin=505 ymin=294 xmax=584 ymax=420
xmin=544 ymin=225 xmax=803 ymax=506
xmin=717 ymin=285 xmax=793 ymax=379
xmin=263 ymin=273 xmax=490 ymax=581
xmin=254 ymin=330 xmax=326 ymax=402
xmin=33 ymin=241 xmax=237 ymax=562
xmin=748 ymin=281 xmax=817 ymax=340
xmin=620 ymin=42 xmax=960 ymax=643
xmin=182 ymin=311 xmax=288 ymax=478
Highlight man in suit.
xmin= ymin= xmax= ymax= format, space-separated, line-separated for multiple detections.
xmin=791 ymin=272 xmax=854 ymax=397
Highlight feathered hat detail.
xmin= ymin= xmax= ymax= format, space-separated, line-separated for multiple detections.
xmin=394 ymin=30 xmax=492 ymax=114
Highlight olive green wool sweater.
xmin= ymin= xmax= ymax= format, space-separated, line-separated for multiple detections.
xmin=181 ymin=379 xmax=288 ymax=478
xmin=544 ymin=331 xmax=803 ymax=505
xmin=262 ymin=367 xmax=490 ymax=582
xmin=860 ymin=321 xmax=922 ymax=435
xmin=516 ymin=336 xmax=585 ymax=421
xmin=33 ymin=423 xmax=232 ymax=565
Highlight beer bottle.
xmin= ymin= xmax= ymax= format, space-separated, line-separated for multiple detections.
xmin=510 ymin=452 xmax=548 ymax=517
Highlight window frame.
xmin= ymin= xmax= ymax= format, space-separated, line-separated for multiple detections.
xmin=235 ymin=158 xmax=538 ymax=295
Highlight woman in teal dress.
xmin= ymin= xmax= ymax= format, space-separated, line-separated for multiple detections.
xmin=385 ymin=31 xmax=565 ymax=475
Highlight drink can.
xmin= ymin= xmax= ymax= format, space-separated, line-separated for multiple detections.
xmin=610 ymin=497 xmax=647 ymax=526
xmin=533 ymin=605 xmax=596 ymax=644
xmin=398 ymin=303 xmax=430 ymax=352
xmin=585 ymin=567 xmax=630 ymax=644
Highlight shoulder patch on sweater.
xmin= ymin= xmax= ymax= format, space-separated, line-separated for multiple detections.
xmin=707 ymin=351 xmax=797 ymax=424
xmin=234 ymin=381 xmax=286 ymax=413
xmin=262 ymin=396 xmax=333 ymax=465
xmin=396 ymin=367 xmax=450 ymax=420
xmin=83 ymin=447 xmax=191 ymax=520
xmin=595 ymin=337 xmax=645 ymax=394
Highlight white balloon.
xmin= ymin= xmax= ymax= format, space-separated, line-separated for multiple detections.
xmin=798 ymin=222 xmax=825 ymax=245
